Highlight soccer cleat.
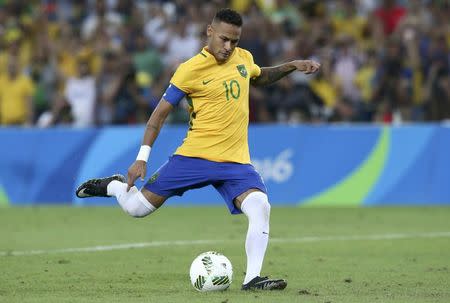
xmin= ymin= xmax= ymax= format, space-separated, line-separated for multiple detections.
xmin=241 ymin=276 xmax=287 ymax=291
xmin=76 ymin=174 xmax=126 ymax=198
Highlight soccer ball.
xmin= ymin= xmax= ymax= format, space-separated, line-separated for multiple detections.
xmin=189 ymin=251 xmax=233 ymax=292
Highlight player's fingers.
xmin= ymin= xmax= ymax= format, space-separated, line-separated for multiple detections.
xmin=305 ymin=65 xmax=313 ymax=74
xmin=140 ymin=170 xmax=145 ymax=181
xmin=314 ymin=62 xmax=321 ymax=71
xmin=308 ymin=62 xmax=320 ymax=74
xmin=126 ymin=174 xmax=135 ymax=192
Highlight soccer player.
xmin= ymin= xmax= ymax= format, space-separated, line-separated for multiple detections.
xmin=76 ymin=8 xmax=320 ymax=290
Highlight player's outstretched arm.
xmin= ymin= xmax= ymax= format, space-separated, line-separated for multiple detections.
xmin=250 ymin=60 xmax=320 ymax=86
xmin=127 ymin=99 xmax=173 ymax=191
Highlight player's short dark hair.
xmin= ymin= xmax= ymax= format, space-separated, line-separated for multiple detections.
xmin=213 ymin=8 xmax=243 ymax=27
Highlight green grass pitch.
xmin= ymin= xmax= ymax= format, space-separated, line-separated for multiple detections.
xmin=1 ymin=206 xmax=449 ymax=303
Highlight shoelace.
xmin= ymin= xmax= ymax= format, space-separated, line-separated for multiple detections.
xmin=91 ymin=179 xmax=102 ymax=185
xmin=255 ymin=276 xmax=268 ymax=283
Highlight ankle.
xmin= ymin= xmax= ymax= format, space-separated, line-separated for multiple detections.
xmin=106 ymin=180 xmax=127 ymax=196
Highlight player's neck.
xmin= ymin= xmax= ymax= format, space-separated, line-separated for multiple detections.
xmin=204 ymin=46 xmax=234 ymax=65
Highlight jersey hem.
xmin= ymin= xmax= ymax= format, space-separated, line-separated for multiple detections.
xmin=173 ymin=152 xmax=251 ymax=164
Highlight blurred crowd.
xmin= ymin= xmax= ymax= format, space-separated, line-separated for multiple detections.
xmin=0 ymin=0 xmax=449 ymax=127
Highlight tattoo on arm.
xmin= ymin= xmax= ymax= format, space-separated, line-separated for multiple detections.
xmin=251 ymin=64 xmax=296 ymax=86
xmin=142 ymin=100 xmax=173 ymax=147
xmin=146 ymin=124 xmax=159 ymax=132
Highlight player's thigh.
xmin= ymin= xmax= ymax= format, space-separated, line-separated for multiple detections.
xmin=214 ymin=163 xmax=267 ymax=213
xmin=143 ymin=155 xmax=215 ymax=206
xmin=141 ymin=187 xmax=167 ymax=208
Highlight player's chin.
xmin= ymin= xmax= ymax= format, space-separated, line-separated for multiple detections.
xmin=219 ymin=52 xmax=230 ymax=61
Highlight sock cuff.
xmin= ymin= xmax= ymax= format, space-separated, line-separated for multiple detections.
xmin=106 ymin=180 xmax=127 ymax=196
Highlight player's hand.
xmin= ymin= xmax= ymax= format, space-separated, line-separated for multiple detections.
xmin=127 ymin=160 xmax=147 ymax=192
xmin=293 ymin=60 xmax=321 ymax=74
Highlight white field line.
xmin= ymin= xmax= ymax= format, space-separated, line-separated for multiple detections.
xmin=2 ymin=231 xmax=450 ymax=257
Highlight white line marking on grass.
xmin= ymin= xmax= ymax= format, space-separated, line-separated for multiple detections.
xmin=2 ymin=231 xmax=450 ymax=257
xmin=0 ymin=240 xmax=221 ymax=257
xmin=269 ymin=231 xmax=450 ymax=243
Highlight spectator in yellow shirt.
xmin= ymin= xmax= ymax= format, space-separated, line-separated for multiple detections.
xmin=331 ymin=1 xmax=367 ymax=44
xmin=309 ymin=55 xmax=340 ymax=108
xmin=0 ymin=29 xmax=32 ymax=77
xmin=354 ymin=49 xmax=377 ymax=104
xmin=0 ymin=58 xmax=35 ymax=125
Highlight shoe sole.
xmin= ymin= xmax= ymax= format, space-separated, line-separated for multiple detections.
xmin=272 ymin=280 xmax=287 ymax=290
xmin=242 ymin=280 xmax=287 ymax=291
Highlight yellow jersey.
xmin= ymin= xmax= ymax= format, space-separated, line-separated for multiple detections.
xmin=170 ymin=47 xmax=261 ymax=164
xmin=0 ymin=74 xmax=35 ymax=125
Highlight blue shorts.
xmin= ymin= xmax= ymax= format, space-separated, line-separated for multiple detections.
xmin=144 ymin=155 xmax=267 ymax=214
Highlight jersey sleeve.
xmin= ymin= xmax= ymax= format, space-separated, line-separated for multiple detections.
xmin=169 ymin=62 xmax=195 ymax=94
xmin=246 ymin=51 xmax=261 ymax=78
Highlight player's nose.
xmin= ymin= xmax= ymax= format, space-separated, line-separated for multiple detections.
xmin=224 ymin=41 xmax=232 ymax=51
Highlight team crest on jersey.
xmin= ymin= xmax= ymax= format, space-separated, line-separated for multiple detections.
xmin=236 ymin=65 xmax=247 ymax=78
xmin=147 ymin=173 xmax=159 ymax=184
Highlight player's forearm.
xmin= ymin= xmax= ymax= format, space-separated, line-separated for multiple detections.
xmin=141 ymin=100 xmax=173 ymax=147
xmin=142 ymin=111 xmax=167 ymax=147
xmin=142 ymin=121 xmax=161 ymax=147
xmin=251 ymin=62 xmax=297 ymax=86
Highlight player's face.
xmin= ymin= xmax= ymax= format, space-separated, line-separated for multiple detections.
xmin=207 ymin=22 xmax=241 ymax=63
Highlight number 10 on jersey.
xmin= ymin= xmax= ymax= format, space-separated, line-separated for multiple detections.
xmin=223 ymin=80 xmax=240 ymax=101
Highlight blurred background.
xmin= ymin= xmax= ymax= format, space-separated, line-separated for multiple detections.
xmin=0 ymin=0 xmax=450 ymax=206
xmin=0 ymin=0 xmax=449 ymax=127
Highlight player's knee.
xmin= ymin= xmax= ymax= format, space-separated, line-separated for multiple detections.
xmin=241 ymin=191 xmax=271 ymax=222
xmin=256 ymin=192 xmax=271 ymax=221
xmin=124 ymin=191 xmax=156 ymax=218
xmin=125 ymin=202 xmax=148 ymax=218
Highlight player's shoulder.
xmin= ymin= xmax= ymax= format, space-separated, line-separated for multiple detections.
xmin=235 ymin=47 xmax=254 ymax=60
xmin=177 ymin=51 xmax=210 ymax=71
xmin=235 ymin=47 xmax=253 ymax=62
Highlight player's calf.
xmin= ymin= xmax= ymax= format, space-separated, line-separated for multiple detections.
xmin=107 ymin=178 xmax=156 ymax=218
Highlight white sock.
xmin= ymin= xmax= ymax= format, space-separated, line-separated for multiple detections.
xmin=240 ymin=191 xmax=271 ymax=284
xmin=107 ymin=180 xmax=156 ymax=218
